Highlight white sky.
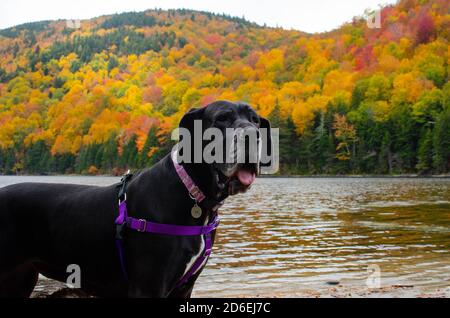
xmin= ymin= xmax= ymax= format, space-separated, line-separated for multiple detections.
xmin=0 ymin=0 xmax=397 ymax=33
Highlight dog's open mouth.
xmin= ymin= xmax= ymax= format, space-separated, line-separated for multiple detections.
xmin=226 ymin=163 xmax=258 ymax=195
xmin=234 ymin=165 xmax=257 ymax=186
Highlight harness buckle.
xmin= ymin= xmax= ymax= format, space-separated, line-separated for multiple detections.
xmin=190 ymin=186 xmax=200 ymax=199
xmin=137 ymin=219 xmax=147 ymax=232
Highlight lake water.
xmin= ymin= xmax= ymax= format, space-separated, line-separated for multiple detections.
xmin=1 ymin=176 xmax=449 ymax=297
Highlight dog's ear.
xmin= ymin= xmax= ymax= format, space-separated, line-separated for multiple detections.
xmin=259 ymin=116 xmax=272 ymax=168
xmin=179 ymin=107 xmax=206 ymax=133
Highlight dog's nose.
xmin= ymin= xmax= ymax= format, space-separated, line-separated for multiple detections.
xmin=236 ymin=123 xmax=260 ymax=138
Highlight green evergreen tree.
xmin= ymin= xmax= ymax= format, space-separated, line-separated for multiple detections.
xmin=120 ymin=135 xmax=138 ymax=169
xmin=75 ymin=146 xmax=88 ymax=173
xmin=24 ymin=140 xmax=48 ymax=173
xmin=379 ymin=131 xmax=393 ymax=174
xmin=392 ymin=107 xmax=418 ymax=172
xmin=268 ymin=101 xmax=300 ymax=174
xmin=308 ymin=112 xmax=334 ymax=174
xmin=138 ymin=126 xmax=159 ymax=168
xmin=0 ymin=149 xmax=15 ymax=173
xmin=416 ymin=128 xmax=433 ymax=173
xmin=102 ymin=136 xmax=118 ymax=172
xmin=433 ymin=109 xmax=450 ymax=173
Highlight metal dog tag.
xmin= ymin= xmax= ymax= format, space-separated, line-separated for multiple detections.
xmin=191 ymin=203 xmax=202 ymax=219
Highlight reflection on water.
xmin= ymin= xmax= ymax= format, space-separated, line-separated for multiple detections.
xmin=197 ymin=177 xmax=450 ymax=297
xmin=1 ymin=176 xmax=449 ymax=297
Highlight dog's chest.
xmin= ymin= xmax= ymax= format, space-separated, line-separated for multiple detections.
xmin=181 ymin=217 xmax=210 ymax=277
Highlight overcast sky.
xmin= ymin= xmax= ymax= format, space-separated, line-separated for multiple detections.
xmin=0 ymin=0 xmax=397 ymax=33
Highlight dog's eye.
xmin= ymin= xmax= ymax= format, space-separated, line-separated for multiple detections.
xmin=250 ymin=115 xmax=259 ymax=124
xmin=216 ymin=113 xmax=229 ymax=122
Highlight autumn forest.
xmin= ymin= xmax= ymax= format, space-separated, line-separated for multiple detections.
xmin=0 ymin=0 xmax=449 ymax=175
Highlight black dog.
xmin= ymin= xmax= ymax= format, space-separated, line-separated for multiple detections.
xmin=0 ymin=101 xmax=271 ymax=298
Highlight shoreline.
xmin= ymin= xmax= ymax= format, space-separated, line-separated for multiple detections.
xmin=260 ymin=174 xmax=450 ymax=178
xmin=1 ymin=174 xmax=450 ymax=179
xmin=32 ymin=278 xmax=450 ymax=298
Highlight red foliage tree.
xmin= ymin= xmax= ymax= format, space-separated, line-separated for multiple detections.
xmin=354 ymin=45 xmax=373 ymax=71
xmin=415 ymin=13 xmax=435 ymax=44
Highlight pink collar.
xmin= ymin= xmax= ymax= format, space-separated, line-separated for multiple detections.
xmin=171 ymin=151 xmax=206 ymax=203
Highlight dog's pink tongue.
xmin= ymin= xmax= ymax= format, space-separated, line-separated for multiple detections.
xmin=236 ymin=169 xmax=256 ymax=186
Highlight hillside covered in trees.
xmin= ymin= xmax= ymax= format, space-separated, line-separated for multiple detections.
xmin=0 ymin=0 xmax=449 ymax=175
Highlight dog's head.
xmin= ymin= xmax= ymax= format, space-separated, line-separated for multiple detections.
xmin=178 ymin=100 xmax=272 ymax=196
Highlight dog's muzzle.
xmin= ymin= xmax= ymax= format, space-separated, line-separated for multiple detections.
xmin=216 ymin=125 xmax=260 ymax=194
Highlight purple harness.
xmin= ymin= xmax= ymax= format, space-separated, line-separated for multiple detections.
xmin=114 ymin=152 xmax=220 ymax=288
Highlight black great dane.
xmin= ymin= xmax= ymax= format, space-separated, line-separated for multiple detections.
xmin=0 ymin=101 xmax=272 ymax=298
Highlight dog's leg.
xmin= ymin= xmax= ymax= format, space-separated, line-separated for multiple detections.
xmin=0 ymin=262 xmax=39 ymax=298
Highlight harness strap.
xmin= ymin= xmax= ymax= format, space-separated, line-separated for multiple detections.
xmin=114 ymin=180 xmax=219 ymax=288
xmin=115 ymin=172 xmax=133 ymax=280
xmin=116 ymin=200 xmax=219 ymax=236
xmin=114 ymin=151 xmax=224 ymax=289
xmin=115 ymin=238 xmax=128 ymax=280
xmin=127 ymin=215 xmax=220 ymax=236
xmin=175 ymin=232 xmax=212 ymax=288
